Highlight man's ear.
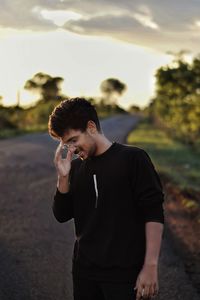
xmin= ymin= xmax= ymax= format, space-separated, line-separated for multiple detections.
xmin=87 ymin=120 xmax=97 ymax=134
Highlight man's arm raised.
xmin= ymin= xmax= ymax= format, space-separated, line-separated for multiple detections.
xmin=52 ymin=143 xmax=76 ymax=222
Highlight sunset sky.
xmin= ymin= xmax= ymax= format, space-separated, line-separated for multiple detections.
xmin=0 ymin=1 xmax=199 ymax=109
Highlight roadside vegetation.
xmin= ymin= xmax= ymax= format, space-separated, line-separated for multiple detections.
xmin=127 ymin=117 xmax=200 ymax=193
xmin=0 ymin=75 xmax=128 ymax=139
xmin=145 ymin=51 xmax=200 ymax=153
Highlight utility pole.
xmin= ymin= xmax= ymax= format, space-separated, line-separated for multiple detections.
xmin=16 ymin=89 xmax=21 ymax=107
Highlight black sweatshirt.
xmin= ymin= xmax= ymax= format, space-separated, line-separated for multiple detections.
xmin=52 ymin=142 xmax=165 ymax=282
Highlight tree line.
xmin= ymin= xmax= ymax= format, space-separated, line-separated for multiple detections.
xmin=1 ymin=53 xmax=199 ymax=146
xmin=0 ymin=74 xmax=129 ymax=133
xmin=148 ymin=52 xmax=200 ymax=148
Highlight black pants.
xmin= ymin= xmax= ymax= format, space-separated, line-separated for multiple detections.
xmin=73 ymin=277 xmax=137 ymax=300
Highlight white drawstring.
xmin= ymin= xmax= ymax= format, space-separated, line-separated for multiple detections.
xmin=93 ymin=174 xmax=98 ymax=208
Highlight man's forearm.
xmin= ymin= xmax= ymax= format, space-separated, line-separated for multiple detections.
xmin=143 ymin=222 xmax=164 ymax=266
xmin=57 ymin=174 xmax=70 ymax=193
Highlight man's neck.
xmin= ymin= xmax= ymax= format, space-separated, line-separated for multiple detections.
xmin=94 ymin=135 xmax=112 ymax=156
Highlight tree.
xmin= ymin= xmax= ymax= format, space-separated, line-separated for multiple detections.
xmin=100 ymin=78 xmax=127 ymax=105
xmin=151 ymin=52 xmax=200 ymax=145
xmin=191 ymin=55 xmax=200 ymax=95
xmin=128 ymin=104 xmax=141 ymax=113
xmin=24 ymin=72 xmax=64 ymax=102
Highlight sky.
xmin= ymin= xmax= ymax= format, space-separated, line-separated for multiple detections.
xmin=0 ymin=0 xmax=200 ymax=109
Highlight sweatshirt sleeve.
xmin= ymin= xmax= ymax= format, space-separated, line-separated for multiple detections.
xmin=52 ymin=158 xmax=81 ymax=223
xmin=133 ymin=149 xmax=165 ymax=224
xmin=52 ymin=187 xmax=74 ymax=223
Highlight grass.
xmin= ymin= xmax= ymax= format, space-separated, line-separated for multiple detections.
xmin=127 ymin=117 xmax=200 ymax=193
xmin=0 ymin=125 xmax=48 ymax=139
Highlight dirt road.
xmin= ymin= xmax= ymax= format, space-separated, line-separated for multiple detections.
xmin=0 ymin=114 xmax=199 ymax=300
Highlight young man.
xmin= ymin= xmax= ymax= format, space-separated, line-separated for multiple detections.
xmin=48 ymin=98 xmax=165 ymax=300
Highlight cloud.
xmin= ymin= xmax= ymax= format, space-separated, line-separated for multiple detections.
xmin=60 ymin=0 xmax=200 ymax=53
xmin=0 ymin=0 xmax=200 ymax=53
xmin=0 ymin=0 xmax=57 ymax=31
xmin=62 ymin=13 xmax=199 ymax=53
xmin=133 ymin=13 xmax=159 ymax=30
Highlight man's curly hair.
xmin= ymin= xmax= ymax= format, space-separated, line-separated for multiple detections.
xmin=48 ymin=97 xmax=101 ymax=139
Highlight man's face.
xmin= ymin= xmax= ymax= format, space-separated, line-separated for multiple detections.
xmin=61 ymin=128 xmax=97 ymax=160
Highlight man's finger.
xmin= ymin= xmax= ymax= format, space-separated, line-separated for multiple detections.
xmin=134 ymin=277 xmax=140 ymax=299
xmin=66 ymin=146 xmax=76 ymax=161
xmin=152 ymin=283 xmax=159 ymax=297
xmin=143 ymin=285 xmax=149 ymax=299
xmin=54 ymin=143 xmax=63 ymax=163
xmin=136 ymin=289 xmax=141 ymax=300
xmin=149 ymin=284 xmax=155 ymax=298
xmin=136 ymin=285 xmax=144 ymax=300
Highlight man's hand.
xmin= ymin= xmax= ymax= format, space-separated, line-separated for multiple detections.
xmin=134 ymin=264 xmax=159 ymax=299
xmin=54 ymin=142 xmax=76 ymax=177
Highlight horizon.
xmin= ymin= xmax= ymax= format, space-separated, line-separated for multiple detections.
xmin=0 ymin=1 xmax=199 ymax=109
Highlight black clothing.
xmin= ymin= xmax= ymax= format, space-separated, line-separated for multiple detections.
xmin=53 ymin=142 xmax=165 ymax=282
xmin=72 ymin=276 xmax=137 ymax=300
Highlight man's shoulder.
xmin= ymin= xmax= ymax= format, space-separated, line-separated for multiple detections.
xmin=112 ymin=143 xmax=150 ymax=166
xmin=117 ymin=143 xmax=146 ymax=156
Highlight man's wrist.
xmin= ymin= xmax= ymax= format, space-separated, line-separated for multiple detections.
xmin=58 ymin=173 xmax=69 ymax=179
xmin=57 ymin=174 xmax=70 ymax=193
xmin=143 ymin=260 xmax=158 ymax=267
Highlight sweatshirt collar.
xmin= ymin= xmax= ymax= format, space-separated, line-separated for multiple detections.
xmin=88 ymin=141 xmax=117 ymax=161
